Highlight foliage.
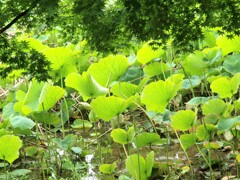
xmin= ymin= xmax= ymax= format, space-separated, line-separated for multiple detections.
xmin=1 ymin=0 xmax=240 ymax=78
xmin=2 ymin=6 xmax=240 ymax=178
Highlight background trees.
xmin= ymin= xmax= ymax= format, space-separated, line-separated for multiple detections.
xmin=1 ymin=0 xmax=240 ymax=78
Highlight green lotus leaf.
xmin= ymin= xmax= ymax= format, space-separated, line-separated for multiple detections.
xmin=210 ymin=73 xmax=240 ymax=98
xmin=143 ymin=62 xmax=168 ymax=77
xmin=182 ymin=51 xmax=209 ymax=76
xmin=38 ymin=83 xmax=65 ymax=111
xmin=141 ymin=74 xmax=184 ymax=113
xmin=0 ymin=135 xmax=22 ymax=164
xmin=126 ymin=154 xmax=146 ymax=180
xmin=223 ymin=54 xmax=240 ymax=75
xmin=111 ymin=82 xmax=137 ymax=98
xmin=180 ymin=134 xmax=196 ymax=150
xmin=20 ymin=80 xmax=44 ymax=113
xmin=137 ymin=43 xmax=164 ymax=64
xmin=2 ymin=102 xmax=19 ymax=121
xmin=196 ymin=124 xmax=217 ymax=141
xmin=186 ymin=97 xmax=213 ymax=106
xmin=119 ymin=66 xmax=144 ymax=84
xmin=99 ymin=162 xmax=116 ymax=174
xmin=65 ymin=72 xmax=108 ymax=101
xmin=111 ymin=128 xmax=128 ymax=144
xmin=134 ymin=133 xmax=160 ymax=148
xmin=182 ymin=76 xmax=201 ymax=89
xmin=71 ymin=119 xmax=93 ymax=129
xmin=52 ymin=134 xmax=76 ymax=151
xmin=88 ymin=55 xmax=129 ymax=87
xmin=14 ymin=81 xmax=65 ymax=114
xmin=126 ymin=151 xmax=154 ymax=180
xmin=216 ymin=35 xmax=240 ymax=56
xmin=10 ymin=116 xmax=35 ymax=130
xmin=43 ymin=47 xmax=75 ymax=70
xmin=32 ymin=112 xmax=60 ymax=125
xmin=203 ymin=141 xmax=223 ymax=149
xmin=203 ymin=47 xmax=222 ymax=65
xmin=171 ymin=110 xmax=196 ymax=131
xmin=145 ymin=151 xmax=155 ymax=177
xmin=91 ymin=96 xmax=129 ymax=121
xmin=202 ymin=29 xmax=217 ymax=48
xmin=202 ymin=99 xmax=228 ymax=116
xmin=24 ymin=38 xmax=47 ymax=51
xmin=217 ymin=116 xmax=240 ymax=133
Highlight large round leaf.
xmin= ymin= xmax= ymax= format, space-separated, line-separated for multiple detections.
xmin=171 ymin=110 xmax=196 ymax=131
xmin=210 ymin=73 xmax=240 ymax=98
xmin=141 ymin=74 xmax=184 ymax=113
xmin=137 ymin=43 xmax=164 ymax=64
xmin=134 ymin=133 xmax=160 ymax=148
xmin=182 ymin=51 xmax=209 ymax=76
xmin=196 ymin=124 xmax=217 ymax=141
xmin=90 ymin=96 xmax=129 ymax=121
xmin=10 ymin=116 xmax=35 ymax=130
xmin=202 ymin=99 xmax=228 ymax=116
xmin=88 ymin=55 xmax=129 ymax=87
xmin=223 ymin=54 xmax=240 ymax=75
xmin=217 ymin=116 xmax=240 ymax=134
xmin=111 ymin=82 xmax=137 ymax=98
xmin=143 ymin=62 xmax=168 ymax=77
xmin=216 ymin=35 xmax=240 ymax=56
xmin=65 ymin=72 xmax=108 ymax=101
xmin=32 ymin=112 xmax=60 ymax=125
xmin=0 ymin=135 xmax=22 ymax=164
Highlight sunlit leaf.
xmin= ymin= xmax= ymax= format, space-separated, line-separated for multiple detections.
xmin=210 ymin=73 xmax=240 ymax=98
xmin=65 ymin=72 xmax=108 ymax=101
xmin=180 ymin=134 xmax=196 ymax=150
xmin=182 ymin=51 xmax=209 ymax=76
xmin=217 ymin=35 xmax=240 ymax=56
xmin=88 ymin=55 xmax=129 ymax=86
xmin=111 ymin=82 xmax=137 ymax=98
xmin=111 ymin=128 xmax=128 ymax=144
xmin=145 ymin=151 xmax=155 ymax=177
xmin=126 ymin=154 xmax=146 ymax=180
xmin=137 ymin=43 xmax=164 ymax=64
xmin=141 ymin=74 xmax=184 ymax=113
xmin=0 ymin=135 xmax=22 ymax=164
xmin=236 ymin=154 xmax=240 ymax=163
xmin=99 ymin=162 xmax=116 ymax=174
xmin=203 ymin=141 xmax=223 ymax=149
xmin=203 ymin=29 xmax=217 ymax=48
xmin=38 ymin=83 xmax=65 ymax=111
xmin=143 ymin=62 xmax=168 ymax=77
xmin=171 ymin=110 xmax=196 ymax=131
xmin=91 ymin=96 xmax=129 ymax=121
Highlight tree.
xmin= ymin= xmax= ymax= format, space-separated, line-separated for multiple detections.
xmin=1 ymin=0 xmax=240 ymax=79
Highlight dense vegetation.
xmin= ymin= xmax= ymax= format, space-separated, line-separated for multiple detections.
xmin=1 ymin=0 xmax=240 ymax=180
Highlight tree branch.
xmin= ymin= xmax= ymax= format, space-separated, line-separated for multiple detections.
xmin=0 ymin=2 xmax=38 ymax=35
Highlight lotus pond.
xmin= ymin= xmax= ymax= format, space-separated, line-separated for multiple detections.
xmin=1 ymin=30 xmax=240 ymax=179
